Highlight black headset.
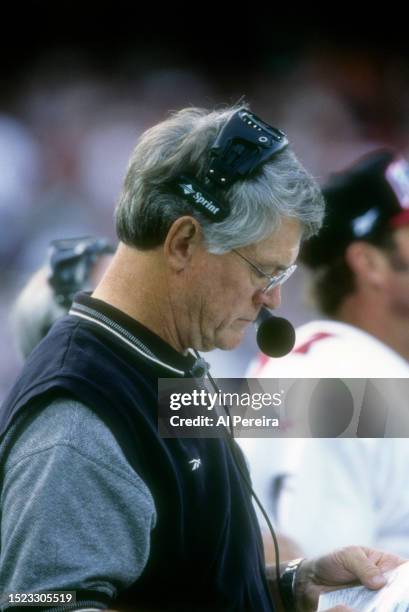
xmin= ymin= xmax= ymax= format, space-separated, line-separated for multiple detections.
xmin=173 ymin=108 xmax=288 ymax=222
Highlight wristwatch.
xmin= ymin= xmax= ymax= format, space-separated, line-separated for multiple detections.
xmin=279 ymin=557 xmax=305 ymax=611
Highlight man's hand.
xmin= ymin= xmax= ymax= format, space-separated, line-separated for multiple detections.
xmin=295 ymin=546 xmax=405 ymax=611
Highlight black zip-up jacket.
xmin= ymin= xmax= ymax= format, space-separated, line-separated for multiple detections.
xmin=0 ymin=293 xmax=274 ymax=612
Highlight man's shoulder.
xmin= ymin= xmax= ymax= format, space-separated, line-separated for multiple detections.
xmin=1 ymin=396 xmax=149 ymax=490
xmin=254 ymin=319 xmax=409 ymax=377
xmin=252 ymin=319 xmax=348 ymax=377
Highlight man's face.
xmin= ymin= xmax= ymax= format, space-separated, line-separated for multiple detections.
xmin=186 ymin=217 xmax=302 ymax=351
xmin=384 ymin=225 xmax=409 ymax=317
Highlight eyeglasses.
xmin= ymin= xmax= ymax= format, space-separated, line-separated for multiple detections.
xmin=232 ymin=249 xmax=297 ymax=293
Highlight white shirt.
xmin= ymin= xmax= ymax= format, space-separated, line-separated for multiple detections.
xmin=241 ymin=319 xmax=409 ymax=557
xmin=252 ymin=319 xmax=409 ymax=378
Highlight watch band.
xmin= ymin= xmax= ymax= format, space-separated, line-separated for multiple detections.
xmin=279 ymin=557 xmax=305 ymax=611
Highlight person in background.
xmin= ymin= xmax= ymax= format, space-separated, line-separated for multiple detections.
xmin=250 ymin=149 xmax=409 ymax=559
xmin=11 ymin=236 xmax=114 ymax=359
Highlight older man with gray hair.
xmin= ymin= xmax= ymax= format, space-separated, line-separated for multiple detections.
xmin=0 ymin=106 xmax=403 ymax=612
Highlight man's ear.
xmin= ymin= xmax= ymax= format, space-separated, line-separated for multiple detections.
xmin=163 ymin=216 xmax=203 ymax=271
xmin=345 ymin=241 xmax=389 ymax=288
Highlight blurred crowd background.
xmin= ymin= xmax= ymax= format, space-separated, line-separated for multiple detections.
xmin=1 ymin=14 xmax=409 ymax=399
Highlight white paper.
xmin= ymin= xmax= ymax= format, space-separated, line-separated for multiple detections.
xmin=317 ymin=561 xmax=409 ymax=611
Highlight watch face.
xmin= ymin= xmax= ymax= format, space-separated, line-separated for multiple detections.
xmin=280 ymin=558 xmax=304 ymax=610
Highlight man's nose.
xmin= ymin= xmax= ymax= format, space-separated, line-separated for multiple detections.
xmin=254 ymin=285 xmax=282 ymax=309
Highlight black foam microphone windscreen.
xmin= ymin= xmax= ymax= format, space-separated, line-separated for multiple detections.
xmin=255 ymin=308 xmax=296 ymax=358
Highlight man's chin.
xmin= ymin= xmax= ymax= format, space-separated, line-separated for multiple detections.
xmin=215 ymin=328 xmax=247 ymax=351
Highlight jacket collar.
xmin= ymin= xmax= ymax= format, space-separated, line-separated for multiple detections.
xmin=69 ymin=292 xmax=202 ymax=377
